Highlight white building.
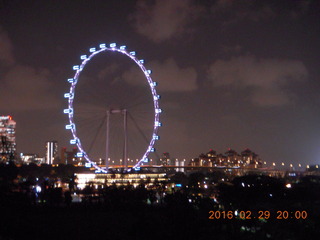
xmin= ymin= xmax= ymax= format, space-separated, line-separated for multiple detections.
xmin=46 ymin=141 xmax=58 ymax=165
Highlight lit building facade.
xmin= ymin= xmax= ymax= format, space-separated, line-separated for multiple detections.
xmin=61 ymin=147 xmax=80 ymax=165
xmin=0 ymin=116 xmax=16 ymax=162
xmin=160 ymin=152 xmax=172 ymax=165
xmin=190 ymin=148 xmax=262 ymax=168
xmin=20 ymin=153 xmax=45 ymax=165
xmin=46 ymin=141 xmax=58 ymax=165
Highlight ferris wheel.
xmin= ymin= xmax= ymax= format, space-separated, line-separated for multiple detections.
xmin=64 ymin=43 xmax=161 ymax=173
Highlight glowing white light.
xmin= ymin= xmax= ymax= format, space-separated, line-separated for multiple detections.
xmin=109 ymin=43 xmax=116 ymax=48
xmin=155 ymin=121 xmax=162 ymax=127
xmin=65 ymin=124 xmax=75 ymax=130
xmin=73 ymin=65 xmax=79 ymax=70
xmin=99 ymin=43 xmax=106 ymax=49
xmin=89 ymin=47 xmax=96 ymax=52
xmin=80 ymin=55 xmax=87 ymax=60
xmin=70 ymin=139 xmax=78 ymax=144
xmin=64 ymin=93 xmax=73 ymax=99
xmin=285 ymin=183 xmax=292 ymax=188
xmin=36 ymin=186 xmax=41 ymax=193
xmin=64 ymin=108 xmax=73 ymax=114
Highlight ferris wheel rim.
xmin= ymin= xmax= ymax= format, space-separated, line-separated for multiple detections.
xmin=64 ymin=43 xmax=161 ymax=173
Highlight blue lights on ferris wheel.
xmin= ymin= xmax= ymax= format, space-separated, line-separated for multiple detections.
xmin=65 ymin=42 xmax=161 ymax=173
xmin=155 ymin=121 xmax=162 ymax=127
xmin=64 ymin=93 xmax=73 ymax=99
xmin=76 ymin=152 xmax=84 ymax=157
xmin=153 ymin=134 xmax=160 ymax=140
xmin=63 ymin=108 xmax=73 ymax=114
xmin=73 ymin=65 xmax=80 ymax=70
xmin=80 ymin=55 xmax=87 ymax=60
xmin=70 ymin=138 xmax=79 ymax=144
xmin=65 ymin=124 xmax=75 ymax=130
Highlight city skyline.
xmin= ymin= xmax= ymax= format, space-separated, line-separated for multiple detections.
xmin=1 ymin=0 xmax=320 ymax=166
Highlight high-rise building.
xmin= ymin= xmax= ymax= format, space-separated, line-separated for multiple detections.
xmin=61 ymin=147 xmax=78 ymax=165
xmin=0 ymin=116 xmax=16 ymax=162
xmin=45 ymin=141 xmax=58 ymax=165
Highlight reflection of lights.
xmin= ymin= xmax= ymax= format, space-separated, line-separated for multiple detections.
xmin=285 ymin=183 xmax=292 ymax=188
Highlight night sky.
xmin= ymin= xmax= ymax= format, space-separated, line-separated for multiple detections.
xmin=1 ymin=0 xmax=320 ymax=167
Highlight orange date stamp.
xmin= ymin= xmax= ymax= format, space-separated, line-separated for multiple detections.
xmin=208 ymin=210 xmax=308 ymax=220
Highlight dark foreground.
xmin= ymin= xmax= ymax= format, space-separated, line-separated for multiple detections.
xmin=1 ymin=200 xmax=320 ymax=240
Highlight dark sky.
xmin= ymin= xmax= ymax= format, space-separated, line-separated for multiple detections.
xmin=1 ymin=0 xmax=320 ymax=168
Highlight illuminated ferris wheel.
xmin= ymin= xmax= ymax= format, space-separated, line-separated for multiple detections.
xmin=64 ymin=43 xmax=161 ymax=173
